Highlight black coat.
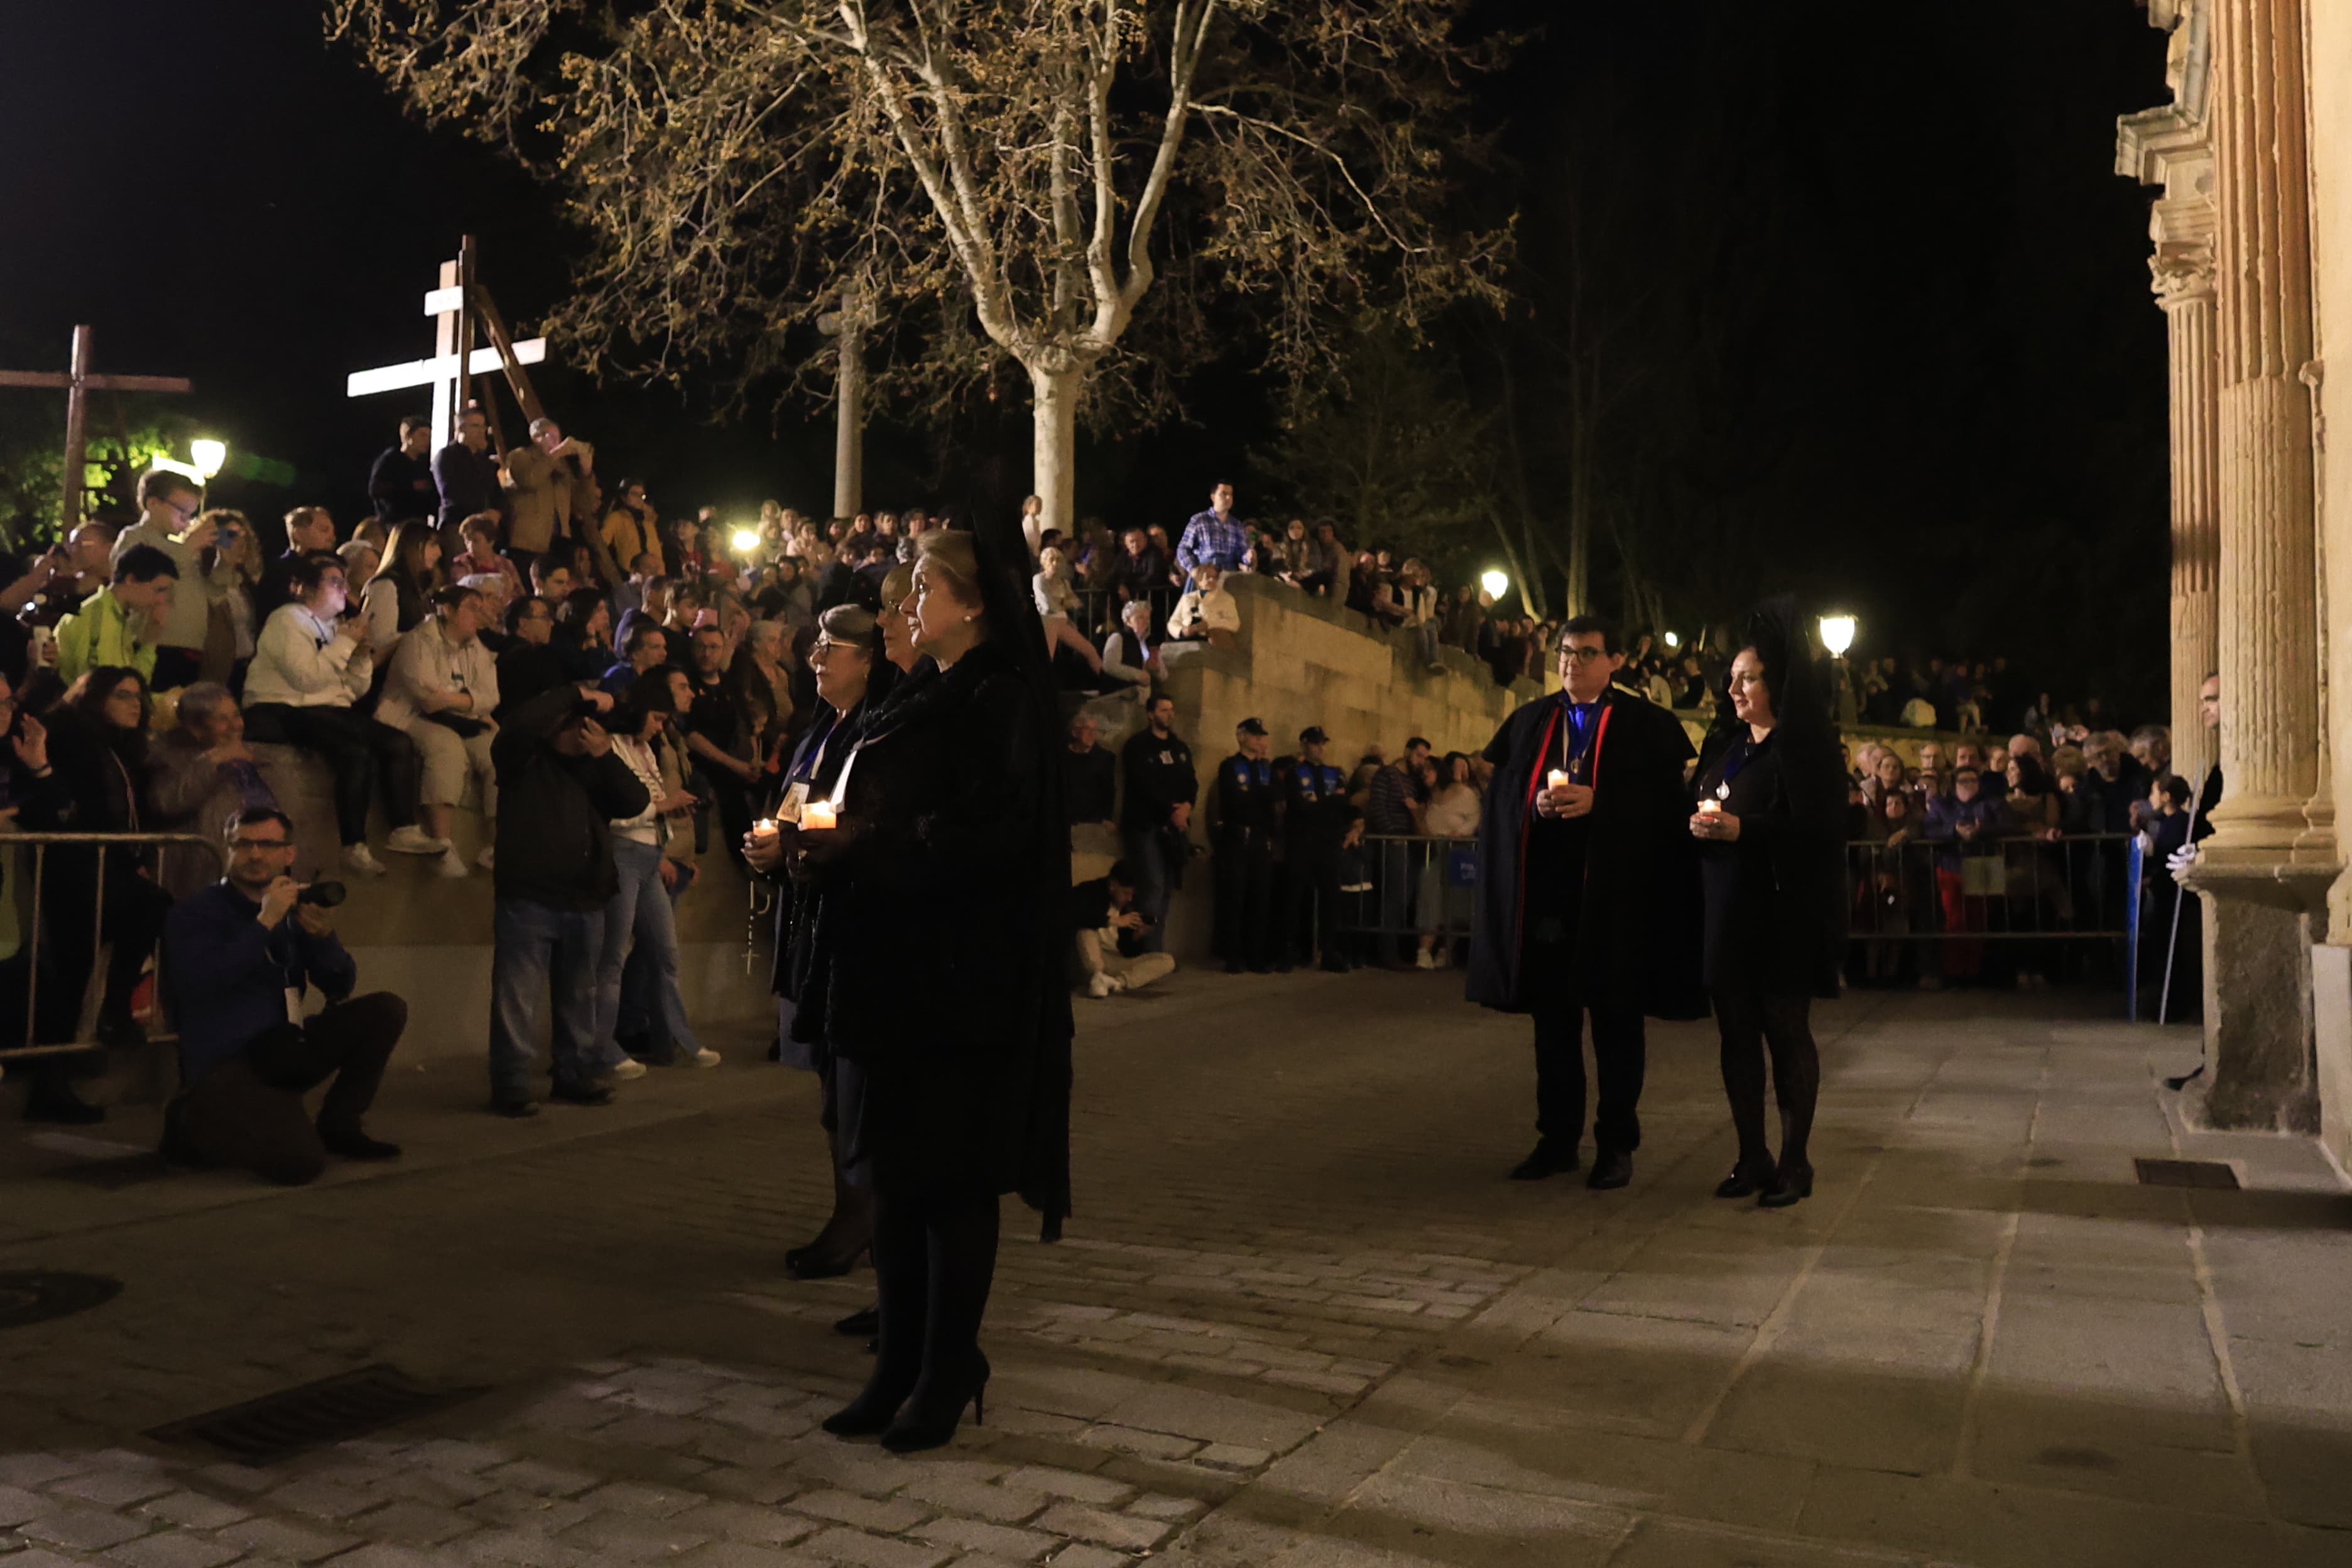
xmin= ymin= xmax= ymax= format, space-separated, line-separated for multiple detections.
xmin=769 ymin=695 xmax=878 ymax=1008
xmin=797 ymin=640 xmax=1072 ymax=1228
xmin=1692 ymin=724 xmax=1848 ymax=999
xmin=490 ymin=687 xmax=650 ymax=911
xmin=1466 ymin=688 xmax=1704 ymax=1019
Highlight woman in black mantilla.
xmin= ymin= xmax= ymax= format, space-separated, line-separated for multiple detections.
xmin=1687 ymin=598 xmax=1848 ymax=1207
xmin=793 ymin=520 xmax=1071 ymax=1453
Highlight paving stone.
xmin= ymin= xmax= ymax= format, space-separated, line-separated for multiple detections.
xmin=895 ymin=1474 xmax=1051 ymax=1525
xmin=1032 ymin=1505 xmax=1170 ymax=1554
xmin=0 ymin=1456 xmax=85 ymax=1490
xmin=670 ymin=1499 xmax=820 ymax=1546
xmin=553 ymin=1509 xmax=712 ymax=1560
xmin=209 ymin=1515 xmax=363 ymax=1563
xmin=454 ymin=1526 xmax=594 ymax=1567
xmin=1042 ymin=1547 xmax=1130 ymax=1568
xmin=458 ymin=1489 xmax=596 ymax=1533
xmin=1191 ymin=1444 xmax=1271 ymax=1472
xmin=20 ymin=1503 xmax=150 ymax=1552
xmin=137 ymin=1491 xmax=251 ymax=1532
xmin=482 ymin=1461 xmax=602 ymax=1499
xmin=796 ymin=1526 xmax=954 ymax=1568
xmin=0 ymin=1483 xmax=46 ymax=1527
xmin=353 ymin=1498 xmax=481 ymax=1545
xmin=911 ymin=1515 xmax=1060 ymax=1561
xmin=998 ymin=1470 xmax=1134 ymax=1510
xmin=52 ymin=1468 xmax=178 ymax=1509
xmin=101 ymin=1533 xmax=243 ymax=1568
xmin=575 ymin=1480 xmax=705 ymax=1518
xmin=671 ymin=1544 xmax=828 ymax=1568
xmin=790 ymin=1489 xmax=932 ymax=1533
xmin=326 ymin=1546 xmax=451 ymax=1568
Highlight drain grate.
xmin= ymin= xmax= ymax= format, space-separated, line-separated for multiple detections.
xmin=0 ymin=1271 xmax=123 ymax=1329
xmin=148 ymin=1363 xmax=488 ymax=1464
xmin=2135 ymin=1157 xmax=2241 ymax=1190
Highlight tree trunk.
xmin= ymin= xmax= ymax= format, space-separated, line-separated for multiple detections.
xmin=1029 ymin=362 xmax=1081 ymax=538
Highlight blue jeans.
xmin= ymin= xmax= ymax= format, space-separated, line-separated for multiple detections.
xmin=597 ymin=839 xmax=702 ymax=1063
xmin=1122 ymin=826 xmax=1177 ymax=954
xmin=489 ymin=898 xmax=606 ymax=1099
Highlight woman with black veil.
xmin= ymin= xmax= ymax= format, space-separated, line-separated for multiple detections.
xmin=1687 ymin=597 xmax=1848 ymax=1207
xmin=788 ymin=513 xmax=1072 ymax=1452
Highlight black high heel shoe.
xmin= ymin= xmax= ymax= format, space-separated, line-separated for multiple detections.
xmin=879 ymin=1356 xmax=989 ymax=1454
xmin=821 ymin=1371 xmax=917 ymax=1438
xmin=1758 ymin=1165 xmax=1814 ymax=1209
xmin=1714 ymin=1160 xmax=1774 ymax=1199
xmin=785 ymin=1238 xmax=869 ymax=1280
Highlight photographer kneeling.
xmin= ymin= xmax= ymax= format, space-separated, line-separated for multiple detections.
xmin=160 ymin=808 xmax=407 ymax=1185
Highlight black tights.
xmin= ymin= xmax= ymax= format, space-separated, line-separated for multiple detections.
xmin=854 ymin=1190 xmax=999 ymax=1420
xmin=1714 ymin=989 xmax=1821 ymax=1178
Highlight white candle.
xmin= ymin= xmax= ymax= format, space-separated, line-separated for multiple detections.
xmin=1547 ymin=769 xmax=1572 ymax=790
xmin=754 ymin=818 xmax=777 ymax=836
xmin=801 ymin=800 xmax=837 ymax=830
xmin=1697 ymin=798 xmax=1721 ymax=817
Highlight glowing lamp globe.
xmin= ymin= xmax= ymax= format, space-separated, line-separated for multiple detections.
xmin=189 ymin=438 xmax=227 ymax=479
xmin=1817 ymin=614 xmax=1858 ymax=658
xmin=1663 ymin=631 xmax=1680 ymax=649
xmin=1479 ymin=569 xmax=1509 ymax=599
xmin=731 ymin=527 xmax=761 ymax=554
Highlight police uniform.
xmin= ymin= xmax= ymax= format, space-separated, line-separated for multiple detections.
xmin=1213 ymin=720 xmax=1278 ymax=972
xmin=1279 ymin=727 xmax=1354 ymax=971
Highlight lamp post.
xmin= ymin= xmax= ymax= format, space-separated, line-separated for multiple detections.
xmin=1817 ymin=614 xmax=1858 ymax=726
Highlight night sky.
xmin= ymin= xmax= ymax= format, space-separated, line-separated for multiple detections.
xmin=0 ymin=1 xmax=2172 ymax=715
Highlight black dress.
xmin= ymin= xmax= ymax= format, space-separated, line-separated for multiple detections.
xmin=1692 ymin=726 xmax=1848 ymax=1001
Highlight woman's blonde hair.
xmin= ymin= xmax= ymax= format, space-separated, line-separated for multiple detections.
xmin=880 ymin=562 xmax=915 ymax=611
xmin=915 ymin=528 xmax=983 ymax=609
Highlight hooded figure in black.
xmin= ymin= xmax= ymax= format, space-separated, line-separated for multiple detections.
xmin=1687 ymin=596 xmax=1848 ymax=1207
xmin=1466 ymin=614 xmax=1704 ymax=1191
xmin=790 ymin=514 xmax=1070 ymax=1454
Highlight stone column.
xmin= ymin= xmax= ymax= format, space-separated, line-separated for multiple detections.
xmin=2204 ymin=0 xmax=2321 ymax=860
xmin=2155 ymin=209 xmax=2221 ymax=783
xmin=2182 ymin=0 xmax=2330 ymax=1135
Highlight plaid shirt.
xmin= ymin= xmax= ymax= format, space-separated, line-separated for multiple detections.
xmin=1176 ymin=509 xmax=1251 ymax=575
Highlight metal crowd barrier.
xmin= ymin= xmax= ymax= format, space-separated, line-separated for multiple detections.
xmin=1845 ymin=831 xmax=2140 ymax=942
xmin=1336 ymin=834 xmax=1479 ymax=942
xmin=1069 ymin=582 xmax=1181 ymax=641
xmin=0 ymin=831 xmax=224 ymax=1063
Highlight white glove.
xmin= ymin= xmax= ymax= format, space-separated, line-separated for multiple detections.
xmin=2167 ymin=842 xmax=2199 ymax=884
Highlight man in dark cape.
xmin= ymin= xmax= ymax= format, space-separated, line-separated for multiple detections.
xmin=1466 ymin=614 xmax=1704 ymax=1190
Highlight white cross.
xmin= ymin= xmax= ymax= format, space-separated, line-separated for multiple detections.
xmin=344 ymin=257 xmax=545 ymax=442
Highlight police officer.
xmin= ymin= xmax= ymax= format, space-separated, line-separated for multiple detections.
xmin=1279 ymin=725 xmax=1356 ymax=972
xmin=1213 ymin=717 xmax=1278 ymax=974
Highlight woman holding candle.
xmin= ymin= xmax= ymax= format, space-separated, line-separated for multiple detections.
xmin=1687 ymin=597 xmax=1848 ymax=1207
xmin=746 ymin=604 xmax=900 ymax=1280
xmin=797 ymin=520 xmax=1070 ymax=1453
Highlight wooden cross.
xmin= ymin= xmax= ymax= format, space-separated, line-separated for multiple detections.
xmin=345 ymin=236 xmax=548 ymax=447
xmin=0 ymin=325 xmax=192 ymax=531
xmin=346 ymin=236 xmax=624 ymax=585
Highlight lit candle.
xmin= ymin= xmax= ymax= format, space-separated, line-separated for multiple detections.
xmin=800 ymin=800 xmax=837 ymax=830
xmin=1697 ymin=798 xmax=1721 ymax=817
xmin=1547 ymin=770 xmax=1571 ymax=790
xmin=754 ymin=818 xmax=777 ymax=836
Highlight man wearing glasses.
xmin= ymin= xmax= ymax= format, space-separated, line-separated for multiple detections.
xmin=160 ymin=808 xmax=408 ymax=1184
xmin=494 ymin=596 xmax=567 ymax=717
xmin=109 ymin=467 xmax=215 ymax=689
xmin=1466 ymin=614 xmax=1705 ymax=1193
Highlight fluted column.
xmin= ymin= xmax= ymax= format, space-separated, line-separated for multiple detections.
xmin=2204 ymin=0 xmax=2322 ymax=860
xmin=2157 ymin=223 xmax=2221 ymax=783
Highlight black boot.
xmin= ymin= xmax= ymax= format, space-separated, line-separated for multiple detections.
xmin=880 ymin=1195 xmax=999 ymax=1454
xmin=1507 ymin=1140 xmax=1577 ymax=1180
xmin=823 ymin=1195 xmax=927 ymax=1437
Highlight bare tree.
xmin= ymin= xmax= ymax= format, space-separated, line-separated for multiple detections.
xmin=327 ymin=0 xmax=1510 ymax=530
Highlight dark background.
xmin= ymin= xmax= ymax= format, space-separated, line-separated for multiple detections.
xmin=0 ymin=0 xmax=2172 ymax=716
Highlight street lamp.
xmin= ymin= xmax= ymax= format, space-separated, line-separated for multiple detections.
xmin=731 ymin=526 xmax=761 ymax=554
xmin=1479 ymin=568 xmax=1509 ymax=599
xmin=1663 ymin=631 xmax=1680 ymax=649
xmin=1817 ymin=614 xmax=1857 ymax=658
xmin=189 ymin=438 xmax=227 ymax=479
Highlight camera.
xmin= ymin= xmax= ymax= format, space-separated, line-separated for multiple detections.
xmin=297 ymin=881 xmax=347 ymax=909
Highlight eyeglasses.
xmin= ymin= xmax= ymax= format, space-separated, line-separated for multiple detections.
xmin=229 ymin=837 xmax=291 ymax=852
xmin=811 ymin=636 xmax=862 ymax=656
xmin=1560 ymin=646 xmax=1608 ymax=665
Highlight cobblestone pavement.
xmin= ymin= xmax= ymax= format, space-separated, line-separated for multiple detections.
xmin=0 ymin=972 xmax=2348 ymax=1568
